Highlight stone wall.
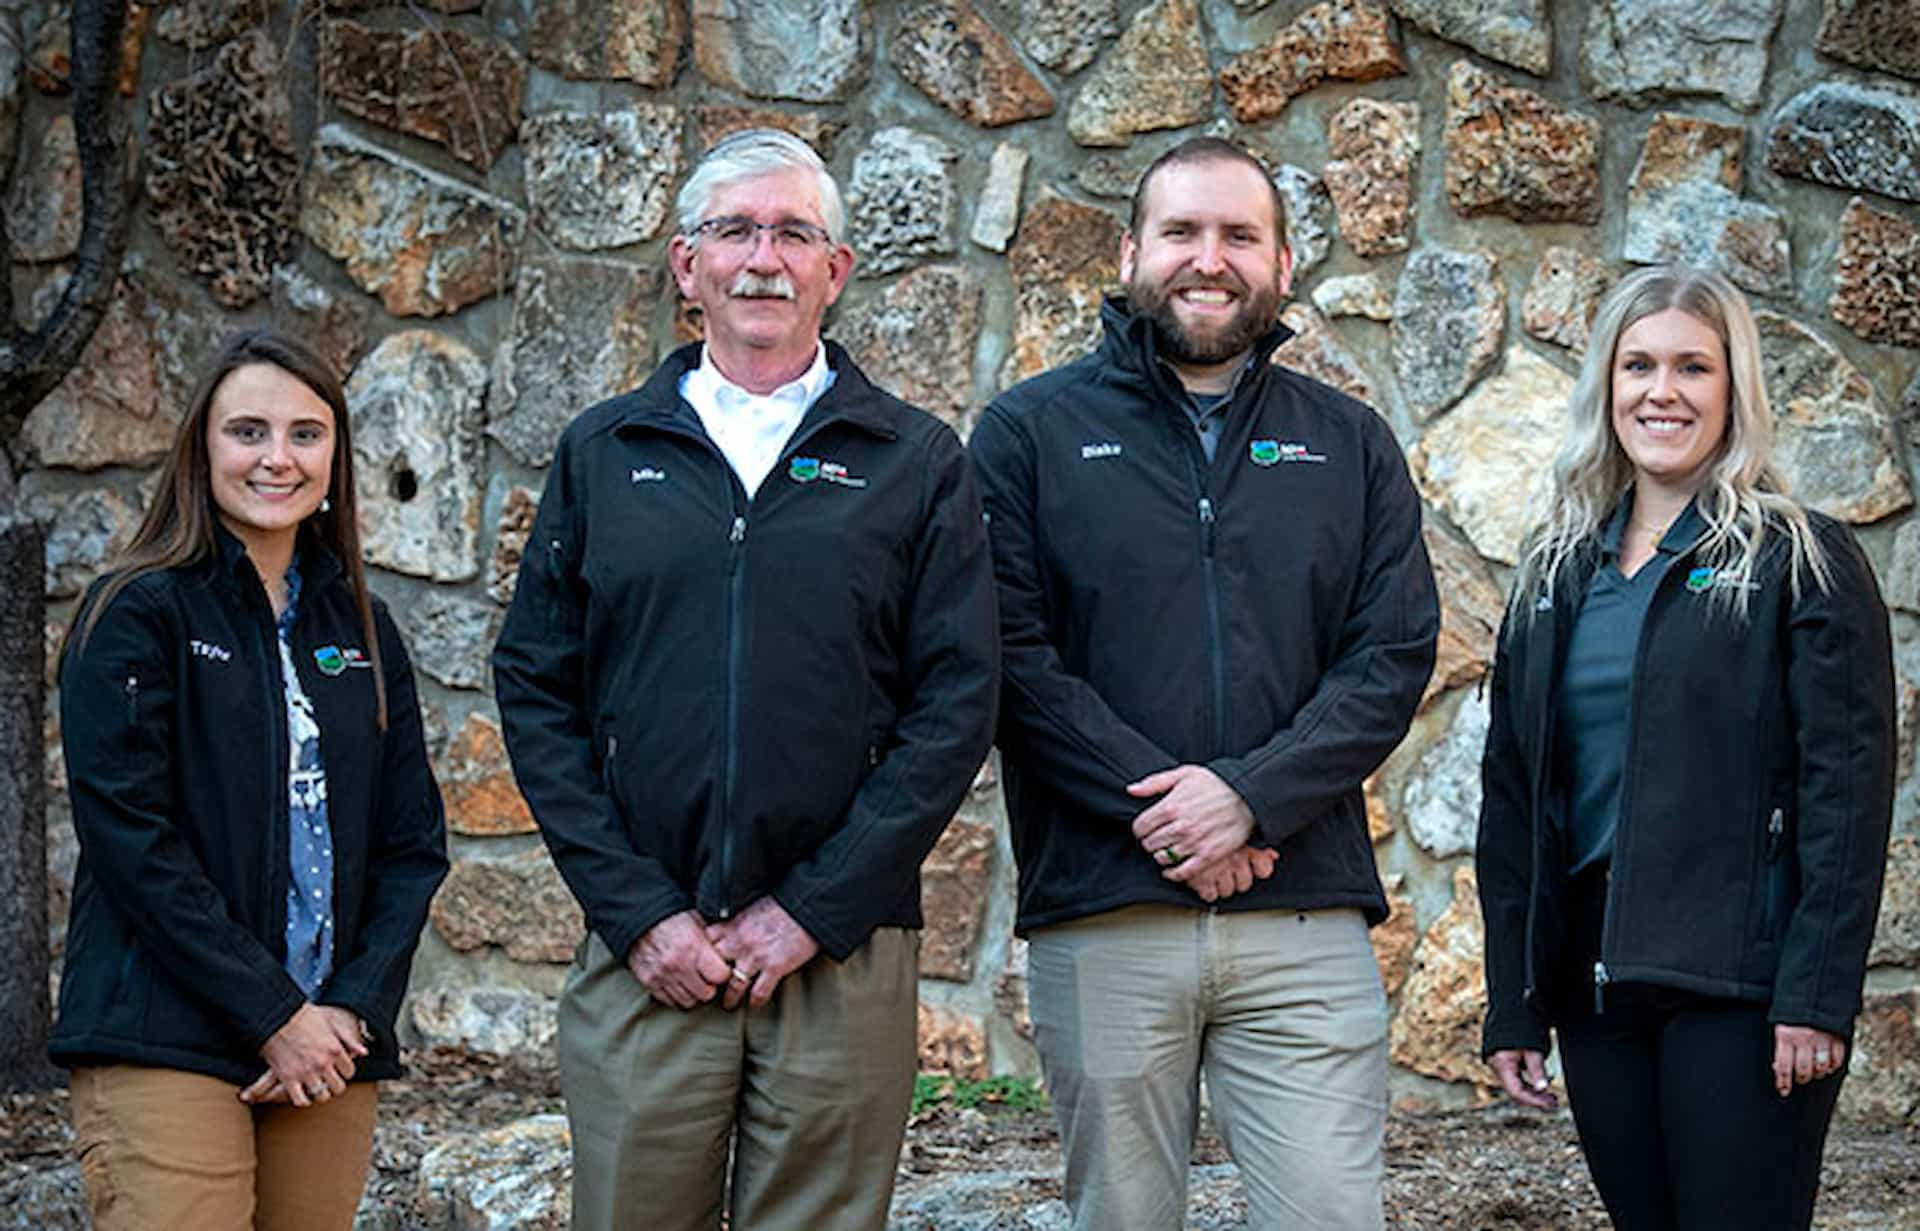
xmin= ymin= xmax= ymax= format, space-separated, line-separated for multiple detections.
xmin=9 ymin=0 xmax=1920 ymax=1118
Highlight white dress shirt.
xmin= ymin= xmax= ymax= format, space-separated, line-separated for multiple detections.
xmin=679 ymin=344 xmax=837 ymax=499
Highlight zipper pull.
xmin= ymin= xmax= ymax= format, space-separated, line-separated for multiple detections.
xmin=729 ymin=515 xmax=747 ymax=545
xmin=1767 ymin=807 xmax=1785 ymax=858
xmin=124 ymin=674 xmax=139 ymax=724
xmin=1593 ymin=960 xmax=1610 ymax=1015
xmin=1198 ymin=497 xmax=1216 ymax=554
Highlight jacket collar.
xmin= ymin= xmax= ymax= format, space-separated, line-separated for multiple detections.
xmin=1096 ymin=294 xmax=1295 ymax=411
xmin=615 ymin=339 xmax=899 ymax=442
xmin=209 ymin=518 xmax=343 ymax=596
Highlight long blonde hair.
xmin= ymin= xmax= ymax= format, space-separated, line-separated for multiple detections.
xmin=1511 ymin=264 xmax=1830 ymax=620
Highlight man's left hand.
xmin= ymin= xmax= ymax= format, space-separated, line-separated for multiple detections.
xmin=705 ymin=897 xmax=821 ymax=1010
xmin=1128 ymin=765 xmax=1257 ymax=884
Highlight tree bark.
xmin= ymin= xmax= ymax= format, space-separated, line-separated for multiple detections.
xmin=0 ymin=516 xmax=55 ymax=1091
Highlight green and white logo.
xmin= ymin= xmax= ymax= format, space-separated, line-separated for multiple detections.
xmin=789 ymin=456 xmax=821 ymax=483
xmin=1685 ymin=567 xmax=1715 ymax=593
xmin=1250 ymin=439 xmax=1281 ymax=466
xmin=314 ymin=646 xmax=348 ymax=676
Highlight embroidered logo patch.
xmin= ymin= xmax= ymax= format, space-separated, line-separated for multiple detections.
xmin=791 ymin=457 xmax=868 ymax=488
xmin=1249 ymin=439 xmax=1281 ymax=466
xmin=314 ymin=646 xmax=348 ymax=676
xmin=1080 ymin=442 xmax=1124 ymax=460
xmin=1686 ymin=566 xmax=1757 ymax=595
xmin=630 ymin=466 xmax=666 ymax=484
xmin=1686 ymin=567 xmax=1715 ymax=593
xmin=789 ymin=456 xmax=821 ymax=483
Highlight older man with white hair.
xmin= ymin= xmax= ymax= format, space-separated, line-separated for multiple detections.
xmin=493 ymin=128 xmax=999 ymax=1231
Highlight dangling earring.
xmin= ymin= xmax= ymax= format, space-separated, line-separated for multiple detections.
xmin=319 ymin=496 xmax=332 ymax=514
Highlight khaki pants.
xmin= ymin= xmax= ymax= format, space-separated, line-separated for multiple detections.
xmin=560 ymin=928 xmax=920 ymax=1231
xmin=1029 ymin=904 xmax=1389 ymax=1231
xmin=69 ymin=1065 xmax=377 ymax=1231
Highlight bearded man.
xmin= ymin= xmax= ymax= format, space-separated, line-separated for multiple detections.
xmin=968 ymin=137 xmax=1439 ymax=1231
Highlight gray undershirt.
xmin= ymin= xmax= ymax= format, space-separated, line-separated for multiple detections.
xmin=1182 ymin=390 xmax=1231 ymax=462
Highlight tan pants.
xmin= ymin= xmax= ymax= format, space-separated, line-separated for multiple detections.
xmin=1029 ymin=904 xmax=1389 ymax=1231
xmin=69 ymin=1065 xmax=378 ymax=1231
xmin=560 ymin=928 xmax=919 ymax=1231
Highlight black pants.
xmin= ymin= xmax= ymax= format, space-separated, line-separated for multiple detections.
xmin=1554 ymin=868 xmax=1844 ymax=1231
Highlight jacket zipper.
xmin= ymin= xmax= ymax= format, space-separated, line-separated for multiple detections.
xmin=254 ymin=584 xmax=292 ymax=959
xmin=717 ymin=511 xmax=748 ymax=919
xmin=1592 ymin=959 xmax=1610 ymax=1014
xmin=1763 ymin=806 xmax=1786 ymax=937
xmin=1177 ymin=439 xmax=1227 ymax=755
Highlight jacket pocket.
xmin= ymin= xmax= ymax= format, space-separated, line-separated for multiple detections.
xmin=1760 ymin=805 xmax=1788 ymax=941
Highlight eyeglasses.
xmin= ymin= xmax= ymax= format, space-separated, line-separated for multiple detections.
xmin=687 ymin=216 xmax=833 ymax=253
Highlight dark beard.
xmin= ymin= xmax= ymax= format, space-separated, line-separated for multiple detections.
xmin=1128 ymin=274 xmax=1283 ymax=366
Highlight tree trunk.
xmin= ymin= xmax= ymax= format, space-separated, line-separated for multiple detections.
xmin=0 ymin=515 xmax=55 ymax=1091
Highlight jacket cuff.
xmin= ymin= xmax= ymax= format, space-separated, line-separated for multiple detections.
xmin=600 ymin=894 xmax=696 ymax=970
xmin=1481 ymin=1011 xmax=1551 ymax=1060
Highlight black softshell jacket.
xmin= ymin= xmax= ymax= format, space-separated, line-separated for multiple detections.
xmin=968 ymin=300 xmax=1440 ymax=933
xmin=53 ymin=529 xmax=448 ymax=1085
xmin=491 ymin=342 xmax=999 ymax=965
xmin=1477 ymin=516 xmax=1895 ymax=1056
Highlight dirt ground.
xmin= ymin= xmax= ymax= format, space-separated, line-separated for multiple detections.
xmin=4 ymin=1054 xmax=1916 ymax=1228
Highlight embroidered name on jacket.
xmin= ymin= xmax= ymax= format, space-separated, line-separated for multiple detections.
xmin=631 ymin=466 xmax=666 ymax=484
xmin=189 ymin=639 xmax=232 ymax=663
xmin=1080 ymin=442 xmax=1123 ymax=460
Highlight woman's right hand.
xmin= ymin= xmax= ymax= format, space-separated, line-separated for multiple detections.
xmin=1490 ymin=1048 xmax=1559 ymax=1110
xmin=240 ymin=1003 xmax=367 ymax=1107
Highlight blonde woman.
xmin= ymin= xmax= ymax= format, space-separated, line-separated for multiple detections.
xmin=1476 ymin=266 xmax=1893 ymax=1229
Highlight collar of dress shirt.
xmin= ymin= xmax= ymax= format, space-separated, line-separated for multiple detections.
xmin=684 ymin=342 xmax=833 ymax=417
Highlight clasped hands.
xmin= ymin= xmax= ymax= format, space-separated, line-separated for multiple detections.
xmin=1129 ymin=765 xmax=1277 ymax=903
xmin=627 ymin=897 xmax=819 ymax=1011
xmin=239 ymin=1002 xmax=367 ymax=1108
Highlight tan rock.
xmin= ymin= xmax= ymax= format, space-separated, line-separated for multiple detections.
xmin=920 ymin=817 xmax=996 ymax=982
xmin=5 ymin=114 xmax=80 ymax=261
xmin=1837 ymin=990 xmax=1920 ymax=1126
xmin=1409 ymin=345 xmax=1571 ymax=565
xmin=1311 ymin=272 xmax=1394 ymax=322
xmin=1816 ymin=0 xmax=1920 ymax=81
xmin=1421 ymin=522 xmax=1504 ymax=711
xmin=429 ymin=848 xmax=585 ymax=964
xmin=321 ymin=19 xmax=525 ymax=171
xmin=971 ymin=141 xmax=1029 ymax=253
xmin=1388 ymin=0 xmax=1550 ymax=77
xmin=1374 ymin=873 xmax=1418 ymax=996
xmin=694 ymin=106 xmax=839 ymax=157
xmin=1364 ymin=773 xmax=1394 ymax=844
xmin=1522 ymin=246 xmax=1612 ymax=355
xmin=1218 ymin=0 xmax=1405 ymax=125
xmin=1323 ymin=98 xmax=1419 ymax=257
xmin=154 ymin=0 xmax=261 ymax=49
xmin=1869 ymin=836 xmax=1919 ymax=968
xmin=693 ymin=0 xmax=871 ymax=103
xmin=1388 ymin=864 xmax=1497 ymax=1092
xmin=893 ymin=0 xmax=1054 ymax=127
xmin=522 ymin=106 xmax=683 ymax=252
xmin=1832 ymin=196 xmax=1920 ymax=349
xmin=17 ymin=278 xmax=172 ymax=472
xmin=1404 ymin=688 xmax=1489 ymax=859
xmin=439 ymin=713 xmax=536 ymax=837
xmin=1016 ymin=0 xmax=1119 ymax=75
xmin=410 ymin=984 xmax=559 ymax=1060
xmin=488 ymin=486 xmax=540 ymax=607
xmin=270 ymin=266 xmax=368 ymax=383
xmin=531 ymin=0 xmax=685 ymax=87
xmin=1581 ymin=0 xmax=1779 ymax=112
xmin=1444 ymin=60 xmax=1600 ymax=224
xmin=1625 ymin=113 xmax=1790 ymax=296
xmin=416 ymin=1115 xmax=572 ymax=1230
xmin=835 ymin=265 xmax=982 ymax=435
xmin=992 ymin=937 xmax=1033 ymax=1040
xmin=1004 ymin=194 xmax=1124 ymax=385
xmin=848 ymin=128 xmax=959 ymax=276
xmin=1756 ymin=310 xmax=1912 ymax=526
xmin=918 ymin=1003 xmax=990 ymax=1080
xmin=1899 ymin=676 xmax=1920 ymax=784
xmin=1066 ymin=0 xmax=1212 ymax=148
xmin=1273 ymin=302 xmax=1381 ymax=407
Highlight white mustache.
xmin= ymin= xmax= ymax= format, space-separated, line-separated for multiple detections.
xmin=730 ymin=273 xmax=796 ymax=299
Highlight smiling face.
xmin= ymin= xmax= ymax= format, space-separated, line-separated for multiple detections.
xmin=205 ymin=362 xmax=336 ymax=556
xmin=1609 ymin=307 xmax=1732 ymax=495
xmin=1121 ymin=156 xmax=1292 ymax=387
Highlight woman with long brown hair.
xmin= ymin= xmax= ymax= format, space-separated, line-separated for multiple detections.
xmin=54 ymin=328 xmax=447 ymax=1229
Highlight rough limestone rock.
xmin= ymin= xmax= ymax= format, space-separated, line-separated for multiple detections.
xmin=1388 ymin=0 xmax=1551 ymax=76
xmin=1904 ymin=368 xmax=1920 ymax=456
xmin=1275 ymin=164 xmax=1334 ymax=279
xmin=430 ymin=849 xmax=586 ymax=964
xmin=1409 ymin=345 xmax=1572 ymax=565
xmin=920 ymin=817 xmax=995 ymax=982
xmin=17 ymin=278 xmax=171 ymax=472
xmin=415 ymin=1115 xmax=571 ymax=1231
xmin=1218 ymin=0 xmax=1405 ymax=124
xmin=321 ymin=20 xmax=525 ymax=171
xmin=531 ymin=0 xmax=686 ymax=87
xmin=1004 ymin=194 xmax=1124 ymax=385
xmin=1391 ymin=247 xmax=1505 ymax=423
xmin=1323 ymin=98 xmax=1419 ymax=257
xmin=848 ymin=127 xmax=959 ymax=277
xmin=1839 ymin=990 xmax=1920 ymax=1126
xmin=1403 ymin=688 xmax=1489 ymax=859
xmin=1816 ymin=0 xmax=1920 ymax=81
xmin=1522 ymin=246 xmax=1612 ymax=354
xmin=6 ymin=112 xmax=79 ymax=260
xmin=892 ymin=0 xmax=1054 ymax=127
xmin=522 ymin=106 xmax=682 ymax=251
xmin=1374 ymin=873 xmax=1419 ymax=996
xmin=15 ymin=475 xmax=141 ymax=598
xmin=1016 ymin=0 xmax=1119 ymax=75
xmin=146 ymin=30 xmax=297 ymax=308
xmin=0 ymin=1162 xmax=85 ymax=1231
xmin=1765 ymin=82 xmax=1920 ymax=203
xmin=1365 ymin=772 xmax=1395 ymax=843
xmin=302 ymin=125 xmax=525 ymax=317
xmin=1581 ymin=0 xmax=1782 ymax=112
xmin=1625 ymin=113 xmax=1790 ymax=296
xmin=1832 ymin=196 xmax=1920 ymax=348
xmin=835 ymin=264 xmax=982 ymax=434
xmin=918 ymin=1002 xmax=989 ymax=1080
xmin=1870 ymin=837 xmax=1919 ymax=968
xmin=491 ymin=260 xmax=658 ymax=468
xmin=993 ymin=936 xmax=1033 ymax=1039
xmin=1444 ymin=60 xmax=1600 ymax=224
xmin=154 ymin=0 xmax=261 ymax=49
xmin=1066 ymin=0 xmax=1212 ymax=147
xmin=488 ymin=486 xmax=540 ymax=608
xmin=439 ymin=712 xmax=536 ymax=837
xmin=971 ymin=142 xmax=1029 ymax=252
xmin=1883 ymin=519 xmax=1920 ymax=615
xmin=1312 ymin=272 xmax=1394 ymax=321
xmin=694 ymin=105 xmax=840 ymax=157
xmin=1755 ymin=311 xmax=1912 ymax=526
xmin=26 ymin=5 xmax=70 ymax=94
xmin=1423 ymin=521 xmax=1504 ymax=710
xmin=270 ymin=266 xmax=368 ymax=381
xmin=403 ymin=592 xmax=500 ymax=691
xmin=347 ymin=331 xmax=489 ymax=582
xmin=692 ymin=0 xmax=870 ymax=103
xmin=1273 ymin=303 xmax=1381 ymax=407
xmin=1389 ymin=865 xmax=1497 ymax=1089
xmin=410 ymin=985 xmax=558 ymax=1060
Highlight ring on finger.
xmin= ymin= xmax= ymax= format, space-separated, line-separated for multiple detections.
xmin=729 ymin=966 xmax=754 ymax=985
xmin=1159 ymin=846 xmax=1186 ymax=867
xmin=1814 ymin=1050 xmax=1831 ymax=1066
